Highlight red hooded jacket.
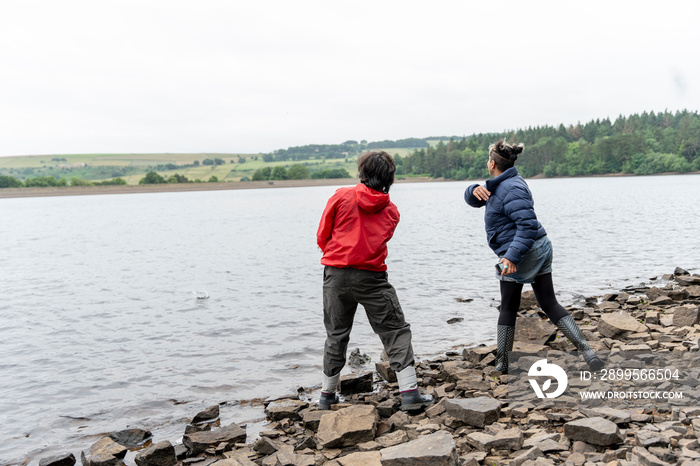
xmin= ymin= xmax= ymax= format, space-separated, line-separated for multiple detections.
xmin=317 ymin=183 xmax=400 ymax=272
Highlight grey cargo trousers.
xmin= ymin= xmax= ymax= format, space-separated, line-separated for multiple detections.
xmin=322 ymin=266 xmax=415 ymax=377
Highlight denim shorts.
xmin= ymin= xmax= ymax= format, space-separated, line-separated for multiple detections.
xmin=498 ymin=235 xmax=553 ymax=284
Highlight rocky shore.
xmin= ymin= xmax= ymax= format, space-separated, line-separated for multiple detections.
xmin=39 ymin=268 xmax=700 ymax=466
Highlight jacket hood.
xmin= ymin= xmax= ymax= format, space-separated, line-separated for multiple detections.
xmin=355 ymin=183 xmax=390 ymax=213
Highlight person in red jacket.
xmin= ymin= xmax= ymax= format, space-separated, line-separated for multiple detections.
xmin=316 ymin=150 xmax=433 ymax=412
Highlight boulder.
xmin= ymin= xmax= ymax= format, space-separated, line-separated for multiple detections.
xmin=515 ymin=317 xmax=556 ymax=345
xmin=651 ymin=296 xmax=675 ymax=306
xmin=183 ymin=422 xmax=246 ymax=456
xmin=677 ymin=275 xmax=700 ymax=286
xmin=134 ymin=441 xmax=176 ymax=466
xmin=265 ymin=399 xmax=309 ymax=421
xmin=598 ymin=312 xmax=647 ymax=338
xmin=597 ymin=301 xmax=621 ymax=311
xmin=254 ymin=436 xmax=281 ymax=455
xmin=316 ymin=404 xmax=378 ymax=448
xmin=375 ymin=362 xmax=397 ymax=383
xmin=462 ymin=345 xmax=495 ymax=364
xmin=564 ymin=417 xmax=624 ymax=446
xmin=444 ymin=397 xmax=501 ymax=427
xmin=39 ymin=454 xmax=76 ymax=466
xmin=379 ymin=431 xmax=458 ymax=466
xmin=192 ymin=405 xmax=220 ymax=424
xmin=673 ymin=305 xmax=699 ymax=327
xmin=686 ymin=285 xmax=700 ymax=298
xmin=646 ymin=287 xmax=668 ymax=301
xmin=340 ymin=372 xmax=373 ymax=395
xmin=300 ymin=407 xmax=328 ymax=431
xmin=108 ymin=428 xmax=152 ymax=448
xmin=81 ymin=437 xmax=128 ymax=466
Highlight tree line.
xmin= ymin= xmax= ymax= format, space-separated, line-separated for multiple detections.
xmin=398 ymin=110 xmax=700 ymax=179
xmin=0 ymin=175 xmax=127 ymax=188
xmin=265 ymin=138 xmax=436 ymax=162
xmin=251 ymin=165 xmax=350 ymax=181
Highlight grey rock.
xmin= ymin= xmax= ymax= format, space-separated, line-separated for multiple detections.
xmin=183 ymin=422 xmax=246 ymax=456
xmin=598 ymin=301 xmax=621 ymax=310
xmin=340 ymin=372 xmax=373 ymax=395
xmin=254 ymin=436 xmax=280 ymax=455
xmin=462 ymin=345 xmax=496 ymax=364
xmin=674 ymin=305 xmax=699 ymax=327
xmin=598 ymin=311 xmax=647 ymax=338
xmin=651 ymin=296 xmax=675 ymax=306
xmin=39 ymin=453 xmax=76 ymax=466
xmin=265 ymin=399 xmax=309 ymax=421
xmin=192 ymin=405 xmax=220 ymax=424
xmin=316 ymin=404 xmax=378 ymax=448
xmin=375 ymin=430 xmax=408 ymax=448
xmin=677 ymin=275 xmax=700 ymax=286
xmin=631 ymin=446 xmax=673 ymax=466
xmin=81 ymin=437 xmax=128 ymax=466
xmin=564 ymin=417 xmax=624 ymax=446
xmin=134 ymin=441 xmax=176 ymax=466
xmin=444 ymin=397 xmax=501 ymax=427
xmin=635 ymin=429 xmax=668 ymax=448
xmin=108 ymin=428 xmax=152 ymax=448
xmin=300 ymin=407 xmax=327 ymax=431
xmin=646 ymin=287 xmax=668 ymax=301
xmin=515 ymin=317 xmax=556 ymax=345
xmin=375 ymin=361 xmax=397 ymax=383
xmin=379 ymin=430 xmax=458 ymax=466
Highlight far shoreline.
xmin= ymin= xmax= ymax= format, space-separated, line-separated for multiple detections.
xmin=1 ymin=170 xmax=698 ymax=199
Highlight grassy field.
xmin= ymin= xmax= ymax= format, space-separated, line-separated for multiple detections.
xmin=0 ymin=142 xmax=448 ymax=185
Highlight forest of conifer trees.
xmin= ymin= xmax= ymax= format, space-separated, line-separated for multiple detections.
xmin=398 ymin=110 xmax=700 ymax=179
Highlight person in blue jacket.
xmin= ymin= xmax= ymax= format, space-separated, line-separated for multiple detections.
xmin=465 ymin=139 xmax=604 ymax=373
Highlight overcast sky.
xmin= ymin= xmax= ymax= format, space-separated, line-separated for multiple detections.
xmin=1 ymin=1 xmax=698 ymax=157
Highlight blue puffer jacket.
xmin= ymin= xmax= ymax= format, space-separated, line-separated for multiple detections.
xmin=464 ymin=167 xmax=546 ymax=264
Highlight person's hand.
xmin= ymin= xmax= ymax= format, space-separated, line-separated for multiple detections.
xmin=500 ymin=258 xmax=517 ymax=276
xmin=473 ymin=185 xmax=491 ymax=201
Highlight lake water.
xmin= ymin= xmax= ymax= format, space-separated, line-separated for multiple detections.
xmin=1 ymin=174 xmax=699 ymax=464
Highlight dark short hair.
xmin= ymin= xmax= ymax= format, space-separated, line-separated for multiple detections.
xmin=489 ymin=139 xmax=524 ymax=172
xmin=357 ymin=150 xmax=395 ymax=193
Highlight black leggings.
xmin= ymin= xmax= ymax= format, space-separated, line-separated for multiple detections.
xmin=498 ymin=272 xmax=569 ymax=326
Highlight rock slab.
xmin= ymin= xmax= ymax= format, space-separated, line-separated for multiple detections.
xmin=81 ymin=437 xmax=128 ymax=466
xmin=134 ymin=441 xmax=177 ymax=466
xmin=316 ymin=404 xmax=378 ymax=448
xmin=444 ymin=397 xmax=501 ymax=427
xmin=598 ymin=312 xmax=647 ymax=338
xmin=39 ymin=453 xmax=76 ymax=466
xmin=564 ymin=417 xmax=624 ymax=446
xmin=379 ymin=430 xmax=458 ymax=466
xmin=183 ymin=422 xmax=246 ymax=456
